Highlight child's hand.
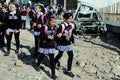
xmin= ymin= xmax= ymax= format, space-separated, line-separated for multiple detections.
xmin=15 ymin=29 xmax=19 ymax=33
xmin=6 ymin=29 xmax=10 ymax=35
xmin=37 ymin=24 xmax=42 ymax=28
xmin=33 ymin=23 xmax=37 ymax=27
xmin=0 ymin=22 xmax=2 ymax=25
xmin=66 ymin=36 xmax=69 ymax=40
xmin=48 ymin=36 xmax=54 ymax=40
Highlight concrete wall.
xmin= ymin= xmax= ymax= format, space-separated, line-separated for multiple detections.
xmin=100 ymin=1 xmax=120 ymax=26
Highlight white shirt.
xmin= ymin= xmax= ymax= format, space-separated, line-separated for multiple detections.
xmin=10 ymin=11 xmax=17 ymax=16
xmin=37 ymin=12 xmax=43 ymax=19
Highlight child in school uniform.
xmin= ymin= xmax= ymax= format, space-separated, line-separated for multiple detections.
xmin=28 ymin=7 xmax=34 ymax=30
xmin=20 ymin=4 xmax=28 ymax=29
xmin=32 ymin=4 xmax=47 ymax=58
xmin=4 ymin=3 xmax=21 ymax=56
xmin=0 ymin=4 xmax=9 ymax=48
xmin=54 ymin=12 xmax=77 ymax=77
xmin=35 ymin=15 xmax=57 ymax=79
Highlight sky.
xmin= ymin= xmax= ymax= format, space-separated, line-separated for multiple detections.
xmin=80 ymin=0 xmax=120 ymax=8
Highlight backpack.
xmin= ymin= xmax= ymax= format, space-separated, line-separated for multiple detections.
xmin=41 ymin=14 xmax=46 ymax=24
xmin=38 ymin=25 xmax=48 ymax=46
xmin=44 ymin=25 xmax=58 ymax=34
xmin=44 ymin=25 xmax=48 ymax=34
xmin=32 ymin=10 xmax=36 ymax=19
xmin=61 ymin=23 xmax=75 ymax=33
xmin=55 ymin=23 xmax=75 ymax=44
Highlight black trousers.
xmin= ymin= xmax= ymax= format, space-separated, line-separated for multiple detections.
xmin=29 ymin=20 xmax=33 ymax=30
xmin=55 ymin=50 xmax=73 ymax=71
xmin=34 ymin=35 xmax=39 ymax=56
xmin=0 ymin=32 xmax=5 ymax=47
xmin=37 ymin=53 xmax=55 ymax=76
xmin=6 ymin=32 xmax=20 ymax=51
xmin=22 ymin=20 xmax=26 ymax=29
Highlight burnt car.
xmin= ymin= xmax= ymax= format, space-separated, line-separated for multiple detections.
xmin=74 ymin=10 xmax=107 ymax=34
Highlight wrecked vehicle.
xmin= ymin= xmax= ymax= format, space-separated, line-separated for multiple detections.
xmin=74 ymin=10 xmax=107 ymax=34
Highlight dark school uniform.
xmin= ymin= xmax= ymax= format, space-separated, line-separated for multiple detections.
xmin=54 ymin=22 xmax=77 ymax=77
xmin=28 ymin=9 xmax=34 ymax=30
xmin=56 ymin=22 xmax=76 ymax=52
xmin=36 ymin=25 xmax=57 ymax=78
xmin=38 ymin=25 xmax=57 ymax=54
xmin=0 ymin=11 xmax=9 ymax=47
xmin=6 ymin=11 xmax=22 ymax=52
xmin=20 ymin=9 xmax=28 ymax=29
xmin=32 ymin=12 xmax=47 ymax=57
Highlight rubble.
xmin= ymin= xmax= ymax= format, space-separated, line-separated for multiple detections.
xmin=112 ymin=66 xmax=120 ymax=76
xmin=15 ymin=60 xmax=23 ymax=67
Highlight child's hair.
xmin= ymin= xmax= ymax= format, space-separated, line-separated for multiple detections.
xmin=47 ymin=12 xmax=53 ymax=18
xmin=22 ymin=4 xmax=26 ymax=7
xmin=9 ymin=2 xmax=19 ymax=10
xmin=35 ymin=4 xmax=45 ymax=14
xmin=2 ymin=4 xmax=8 ymax=9
xmin=22 ymin=4 xmax=27 ymax=8
xmin=63 ymin=12 xmax=73 ymax=19
xmin=0 ymin=0 xmax=4 ymax=4
xmin=48 ymin=15 xmax=55 ymax=22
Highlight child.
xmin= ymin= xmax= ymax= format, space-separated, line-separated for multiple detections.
xmin=0 ymin=0 xmax=4 ymax=12
xmin=0 ymin=1 xmax=5 ymax=48
xmin=32 ymin=4 xmax=47 ymax=58
xmin=54 ymin=12 xmax=76 ymax=77
xmin=0 ymin=4 xmax=9 ymax=48
xmin=20 ymin=4 xmax=28 ymax=29
xmin=35 ymin=16 xmax=57 ymax=79
xmin=4 ymin=3 xmax=21 ymax=56
xmin=28 ymin=7 xmax=34 ymax=30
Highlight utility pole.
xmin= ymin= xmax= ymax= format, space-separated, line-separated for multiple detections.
xmin=64 ymin=0 xmax=66 ymax=10
xmin=6 ymin=0 xmax=10 ymax=4
xmin=50 ymin=0 xmax=57 ymax=10
xmin=54 ymin=0 xmax=57 ymax=9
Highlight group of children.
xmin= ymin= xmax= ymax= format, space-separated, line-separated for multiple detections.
xmin=0 ymin=2 xmax=21 ymax=56
xmin=0 ymin=2 xmax=77 ymax=79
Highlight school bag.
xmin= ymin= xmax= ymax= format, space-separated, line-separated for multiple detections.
xmin=61 ymin=23 xmax=75 ymax=33
xmin=41 ymin=14 xmax=46 ymax=24
xmin=55 ymin=23 xmax=75 ymax=44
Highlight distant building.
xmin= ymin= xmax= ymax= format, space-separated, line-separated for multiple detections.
xmin=5 ymin=0 xmax=29 ymax=4
xmin=5 ymin=0 xmax=77 ymax=10
xmin=57 ymin=0 xmax=77 ymax=10
xmin=21 ymin=0 xmax=29 ymax=4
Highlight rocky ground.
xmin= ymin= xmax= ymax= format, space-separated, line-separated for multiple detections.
xmin=0 ymin=20 xmax=120 ymax=80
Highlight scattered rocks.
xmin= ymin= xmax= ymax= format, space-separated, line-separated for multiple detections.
xmin=15 ymin=60 xmax=23 ymax=67
xmin=110 ymin=52 xmax=118 ymax=56
xmin=112 ymin=66 xmax=120 ymax=76
xmin=28 ymin=76 xmax=43 ymax=80
xmin=76 ymin=61 xmax=80 ymax=67
xmin=76 ymin=58 xmax=87 ymax=68
xmin=77 ymin=73 xmax=94 ymax=80
xmin=84 ymin=64 xmax=97 ymax=74
xmin=96 ymin=71 xmax=114 ymax=80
